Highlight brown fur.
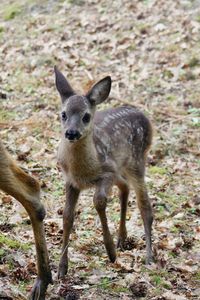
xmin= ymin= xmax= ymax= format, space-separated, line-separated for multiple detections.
xmin=0 ymin=140 xmax=52 ymax=299
xmin=58 ymin=135 xmax=102 ymax=189
xmin=54 ymin=68 xmax=154 ymax=278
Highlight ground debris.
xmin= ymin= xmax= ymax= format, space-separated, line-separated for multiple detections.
xmin=0 ymin=0 xmax=199 ymax=299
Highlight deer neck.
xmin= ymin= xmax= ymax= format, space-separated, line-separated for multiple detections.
xmin=59 ymin=132 xmax=102 ymax=187
xmin=69 ymin=133 xmax=98 ymax=165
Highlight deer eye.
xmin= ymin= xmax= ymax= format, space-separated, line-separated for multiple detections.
xmin=61 ymin=111 xmax=67 ymax=121
xmin=82 ymin=113 xmax=91 ymax=123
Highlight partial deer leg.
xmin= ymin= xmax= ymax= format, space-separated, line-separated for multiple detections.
xmin=21 ymin=201 xmax=52 ymax=300
xmin=93 ymin=178 xmax=116 ymax=262
xmin=58 ymin=183 xmax=80 ymax=279
xmin=117 ymin=182 xmax=129 ymax=250
xmin=133 ymin=176 xmax=153 ymax=264
xmin=29 ymin=211 xmax=52 ymax=300
xmin=0 ymin=154 xmax=52 ymax=300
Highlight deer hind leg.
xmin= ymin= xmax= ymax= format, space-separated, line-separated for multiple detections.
xmin=131 ymin=170 xmax=153 ymax=264
xmin=16 ymin=196 xmax=52 ymax=300
xmin=0 ymin=159 xmax=52 ymax=300
xmin=58 ymin=183 xmax=80 ymax=279
xmin=116 ymin=182 xmax=129 ymax=250
xmin=29 ymin=214 xmax=52 ymax=300
xmin=93 ymin=178 xmax=116 ymax=262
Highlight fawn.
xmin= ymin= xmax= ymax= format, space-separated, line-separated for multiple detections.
xmin=0 ymin=140 xmax=52 ymax=299
xmin=54 ymin=67 xmax=153 ymax=278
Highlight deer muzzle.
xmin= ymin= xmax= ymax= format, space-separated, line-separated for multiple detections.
xmin=65 ymin=129 xmax=82 ymax=142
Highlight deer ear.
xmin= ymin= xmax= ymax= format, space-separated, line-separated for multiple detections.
xmin=54 ymin=66 xmax=75 ymax=101
xmin=86 ymin=76 xmax=111 ymax=105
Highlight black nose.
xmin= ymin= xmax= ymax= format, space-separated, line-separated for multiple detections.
xmin=65 ymin=130 xmax=81 ymax=141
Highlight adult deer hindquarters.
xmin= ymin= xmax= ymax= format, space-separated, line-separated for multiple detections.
xmin=55 ymin=66 xmax=154 ymax=278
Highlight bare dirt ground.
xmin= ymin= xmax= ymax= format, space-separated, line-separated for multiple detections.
xmin=0 ymin=0 xmax=200 ymax=299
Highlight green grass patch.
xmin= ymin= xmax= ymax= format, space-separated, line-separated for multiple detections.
xmin=0 ymin=109 xmax=17 ymax=121
xmin=0 ymin=234 xmax=31 ymax=251
xmin=196 ymin=14 xmax=200 ymax=22
xmin=3 ymin=3 xmax=22 ymax=20
xmin=79 ymin=271 xmax=91 ymax=279
xmin=51 ymin=177 xmax=64 ymax=193
xmin=113 ymin=286 xmax=129 ymax=293
xmin=188 ymin=107 xmax=200 ymax=127
xmin=188 ymin=57 xmax=199 ymax=68
xmin=147 ymin=269 xmax=172 ymax=289
xmin=51 ymin=249 xmax=61 ymax=262
xmin=157 ymin=192 xmax=187 ymax=210
xmin=0 ymin=248 xmax=5 ymax=259
xmin=166 ymin=44 xmax=180 ymax=53
xmin=170 ymin=226 xmax=179 ymax=234
xmin=17 ymin=281 xmax=29 ymax=293
xmin=149 ymin=166 xmax=168 ymax=175
xmin=188 ymin=207 xmax=198 ymax=214
xmin=52 ymin=188 xmax=64 ymax=197
xmin=110 ymin=213 xmax=120 ymax=222
xmin=191 ymin=117 xmax=200 ymax=128
xmin=166 ymin=94 xmax=177 ymax=102
xmin=100 ymin=277 xmax=112 ymax=290
xmin=82 ymin=230 xmax=93 ymax=238
xmin=0 ymin=26 xmax=4 ymax=33
xmin=193 ymin=271 xmax=200 ymax=280
xmin=151 ymin=275 xmax=162 ymax=285
xmin=188 ymin=107 xmax=200 ymax=116
xmin=163 ymin=69 xmax=174 ymax=79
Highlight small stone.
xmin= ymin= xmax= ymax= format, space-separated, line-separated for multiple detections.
xmin=154 ymin=23 xmax=167 ymax=32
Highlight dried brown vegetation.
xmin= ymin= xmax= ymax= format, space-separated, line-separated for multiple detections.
xmin=0 ymin=0 xmax=200 ymax=299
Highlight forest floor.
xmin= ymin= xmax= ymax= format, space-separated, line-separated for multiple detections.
xmin=0 ymin=0 xmax=200 ymax=299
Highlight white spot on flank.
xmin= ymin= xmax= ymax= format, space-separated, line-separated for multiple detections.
xmin=100 ymin=109 xmax=133 ymax=128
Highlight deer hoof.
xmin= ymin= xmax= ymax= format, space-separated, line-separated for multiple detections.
xmin=58 ymin=262 xmax=68 ymax=279
xmin=109 ymin=253 xmax=116 ymax=263
xmin=107 ymin=246 xmax=116 ymax=263
xmin=117 ymin=237 xmax=126 ymax=251
xmin=104 ymin=237 xmax=116 ymax=263
xmin=30 ymin=276 xmax=52 ymax=300
xmin=145 ymin=254 xmax=154 ymax=265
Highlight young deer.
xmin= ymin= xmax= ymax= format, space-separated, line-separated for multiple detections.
xmin=54 ymin=67 xmax=153 ymax=278
xmin=0 ymin=140 xmax=52 ymax=300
